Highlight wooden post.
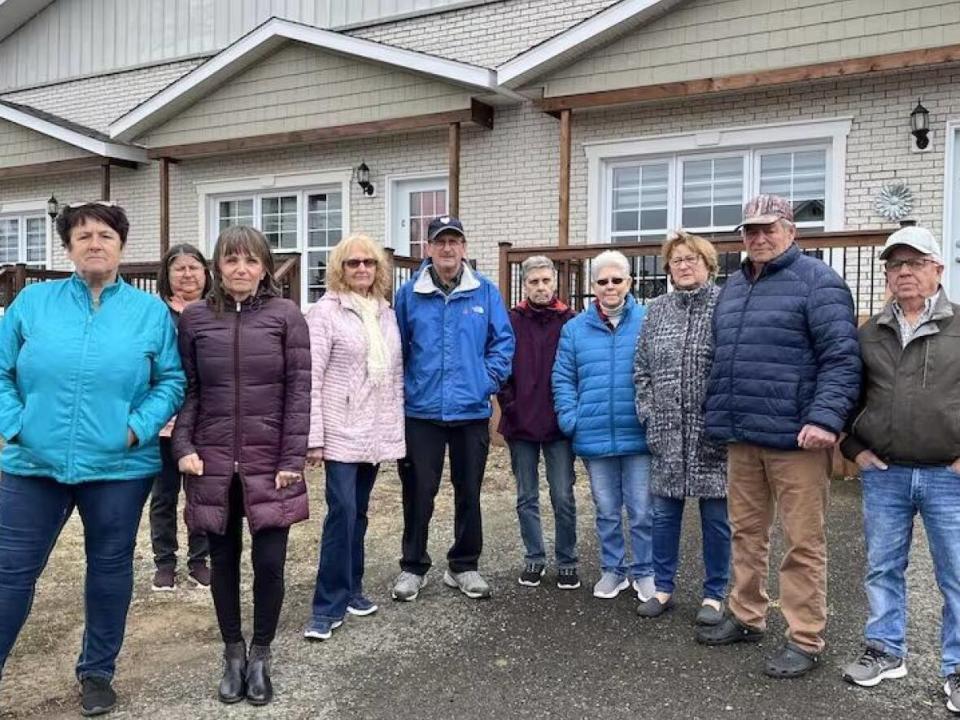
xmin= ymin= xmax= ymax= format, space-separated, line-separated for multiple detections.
xmin=448 ymin=122 xmax=461 ymax=217
xmin=498 ymin=241 xmax=512 ymax=305
xmin=100 ymin=162 xmax=111 ymax=201
xmin=559 ymin=109 xmax=572 ymax=246
xmin=159 ymin=158 xmax=170 ymax=256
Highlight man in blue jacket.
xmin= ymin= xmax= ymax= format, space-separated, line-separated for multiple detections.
xmin=392 ymin=216 xmax=514 ymax=602
xmin=696 ymin=195 xmax=861 ymax=678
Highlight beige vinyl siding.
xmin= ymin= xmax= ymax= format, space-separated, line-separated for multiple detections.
xmin=538 ymin=0 xmax=960 ymax=97
xmin=137 ymin=42 xmax=476 ymax=148
xmin=0 ymin=119 xmax=91 ymax=169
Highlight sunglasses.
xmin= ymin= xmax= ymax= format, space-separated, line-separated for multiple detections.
xmin=344 ymin=258 xmax=378 ymax=269
xmin=595 ymin=277 xmax=626 ymax=287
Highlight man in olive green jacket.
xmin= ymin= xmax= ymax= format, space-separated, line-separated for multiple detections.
xmin=839 ymin=226 xmax=960 ymax=715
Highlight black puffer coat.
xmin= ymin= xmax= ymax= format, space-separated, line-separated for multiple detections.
xmin=173 ymin=293 xmax=311 ymax=534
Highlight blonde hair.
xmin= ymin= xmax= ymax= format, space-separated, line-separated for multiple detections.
xmin=326 ymin=233 xmax=391 ymax=298
xmin=661 ymin=230 xmax=719 ymax=279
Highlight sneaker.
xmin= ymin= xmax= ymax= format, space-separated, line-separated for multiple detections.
xmin=303 ymin=618 xmax=343 ymax=641
xmin=79 ymin=676 xmax=116 ymax=717
xmin=632 ymin=576 xmax=655 ymax=602
xmin=593 ymin=572 xmax=629 ymax=599
xmin=392 ymin=571 xmax=427 ymax=601
xmin=842 ymin=642 xmax=907 ymax=687
xmin=346 ymin=596 xmax=379 ymax=616
xmin=151 ymin=567 xmax=175 ymax=592
xmin=518 ymin=563 xmax=546 ymax=587
xmin=945 ymin=670 xmax=960 ymax=713
xmin=187 ymin=563 xmax=211 ymax=588
xmin=557 ymin=567 xmax=581 ymax=590
xmin=443 ymin=569 xmax=492 ymax=599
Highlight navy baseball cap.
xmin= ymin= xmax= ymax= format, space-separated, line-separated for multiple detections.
xmin=427 ymin=215 xmax=465 ymax=241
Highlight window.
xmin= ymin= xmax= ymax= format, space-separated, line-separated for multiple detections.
xmin=610 ymin=162 xmax=668 ymax=241
xmin=0 ymin=215 xmax=47 ymax=267
xmin=305 ymin=192 xmax=342 ymax=303
xmin=388 ymin=175 xmax=448 ymax=257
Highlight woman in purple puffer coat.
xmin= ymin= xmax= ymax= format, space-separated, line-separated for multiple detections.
xmin=173 ymin=226 xmax=310 ymax=707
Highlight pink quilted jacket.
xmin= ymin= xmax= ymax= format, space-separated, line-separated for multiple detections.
xmin=306 ymin=292 xmax=405 ymax=463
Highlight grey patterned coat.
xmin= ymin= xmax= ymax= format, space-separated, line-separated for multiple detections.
xmin=634 ymin=283 xmax=726 ymax=499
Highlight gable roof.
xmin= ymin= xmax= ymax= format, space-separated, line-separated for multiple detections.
xmin=0 ymin=98 xmax=147 ymax=162
xmin=496 ymin=0 xmax=684 ymax=87
xmin=109 ymin=16 xmax=519 ymax=143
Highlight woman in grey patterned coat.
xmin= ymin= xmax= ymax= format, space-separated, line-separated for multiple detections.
xmin=633 ymin=230 xmax=730 ymax=624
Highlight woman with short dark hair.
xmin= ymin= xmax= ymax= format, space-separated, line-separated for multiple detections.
xmin=174 ymin=225 xmax=310 ymax=706
xmin=149 ymin=243 xmax=213 ymax=591
xmin=0 ymin=202 xmax=184 ymax=716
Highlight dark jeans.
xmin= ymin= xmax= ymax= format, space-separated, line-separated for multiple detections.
xmin=310 ymin=461 xmax=378 ymax=622
xmin=399 ymin=418 xmax=490 ymax=575
xmin=507 ymin=438 xmax=578 ymax=568
xmin=207 ymin=476 xmax=290 ymax=647
xmin=652 ymin=495 xmax=730 ymax=601
xmin=0 ymin=472 xmax=152 ymax=682
xmin=149 ymin=437 xmax=208 ymax=570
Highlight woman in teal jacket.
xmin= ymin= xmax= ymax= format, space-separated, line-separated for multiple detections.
xmin=552 ymin=250 xmax=653 ymax=603
xmin=0 ymin=203 xmax=184 ymax=717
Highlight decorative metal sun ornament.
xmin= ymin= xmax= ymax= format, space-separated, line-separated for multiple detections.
xmin=875 ymin=183 xmax=914 ymax=222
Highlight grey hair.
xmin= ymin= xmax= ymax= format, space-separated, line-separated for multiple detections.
xmin=521 ymin=255 xmax=556 ymax=280
xmin=591 ymin=250 xmax=631 ymax=282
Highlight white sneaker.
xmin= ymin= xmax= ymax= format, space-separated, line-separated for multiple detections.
xmin=593 ymin=572 xmax=629 ymax=599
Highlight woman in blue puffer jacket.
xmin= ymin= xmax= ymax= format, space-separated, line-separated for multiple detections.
xmin=552 ymin=250 xmax=653 ymax=603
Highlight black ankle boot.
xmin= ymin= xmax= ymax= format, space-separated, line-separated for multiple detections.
xmin=245 ymin=644 xmax=273 ymax=706
xmin=218 ymin=640 xmax=246 ymax=703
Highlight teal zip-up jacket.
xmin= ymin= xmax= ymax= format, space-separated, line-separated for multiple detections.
xmin=0 ymin=274 xmax=185 ymax=483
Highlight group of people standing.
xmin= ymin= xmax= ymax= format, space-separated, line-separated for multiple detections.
xmin=0 ymin=191 xmax=958 ymax=716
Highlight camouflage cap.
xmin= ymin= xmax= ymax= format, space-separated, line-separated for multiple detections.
xmin=736 ymin=194 xmax=794 ymax=230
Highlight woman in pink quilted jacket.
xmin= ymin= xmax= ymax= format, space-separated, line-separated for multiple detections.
xmin=303 ymin=233 xmax=405 ymax=642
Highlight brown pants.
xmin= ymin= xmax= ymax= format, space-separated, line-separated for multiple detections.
xmin=726 ymin=443 xmax=831 ymax=653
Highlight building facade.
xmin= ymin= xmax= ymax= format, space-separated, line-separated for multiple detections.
xmin=1 ymin=0 xmax=959 ymax=305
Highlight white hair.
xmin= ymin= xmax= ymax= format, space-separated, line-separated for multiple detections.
xmin=591 ymin=250 xmax=631 ymax=282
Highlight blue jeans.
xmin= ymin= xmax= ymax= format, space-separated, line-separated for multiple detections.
xmin=862 ymin=465 xmax=960 ymax=676
xmin=508 ymin=439 xmax=578 ymax=569
xmin=310 ymin=462 xmax=378 ymax=622
xmin=653 ymin=495 xmax=730 ymax=600
xmin=584 ymin=454 xmax=653 ymax=579
xmin=0 ymin=472 xmax=152 ymax=682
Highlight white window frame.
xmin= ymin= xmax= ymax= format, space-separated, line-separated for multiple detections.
xmin=196 ymin=170 xmax=352 ymax=308
xmin=384 ymin=171 xmax=449 ymax=255
xmin=0 ymin=200 xmax=53 ymax=269
xmin=586 ymin=117 xmax=851 ymax=243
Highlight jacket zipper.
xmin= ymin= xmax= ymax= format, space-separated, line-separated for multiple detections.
xmin=233 ymin=302 xmax=242 ymax=474
xmin=729 ymin=281 xmax=757 ymax=436
xmin=609 ymin=317 xmax=617 ymax=455
xmin=922 ymin=340 xmax=930 ymax=389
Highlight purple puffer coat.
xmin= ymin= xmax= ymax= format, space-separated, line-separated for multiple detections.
xmin=173 ymin=293 xmax=311 ymax=535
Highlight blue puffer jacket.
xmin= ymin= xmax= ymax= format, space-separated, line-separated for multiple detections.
xmin=395 ymin=261 xmax=514 ymax=422
xmin=0 ymin=275 xmax=185 ymax=483
xmin=704 ymin=243 xmax=861 ymax=450
xmin=552 ymin=295 xmax=649 ymax=458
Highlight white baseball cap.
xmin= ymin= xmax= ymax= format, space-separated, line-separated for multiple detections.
xmin=879 ymin=226 xmax=943 ymax=264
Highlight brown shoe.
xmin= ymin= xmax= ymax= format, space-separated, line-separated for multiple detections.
xmin=188 ymin=563 xmax=211 ymax=588
xmin=152 ymin=567 xmax=175 ymax=592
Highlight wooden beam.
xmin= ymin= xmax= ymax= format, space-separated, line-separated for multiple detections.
xmin=558 ymin=109 xmax=571 ymax=247
xmin=537 ymin=43 xmax=960 ymax=112
xmin=148 ymin=102 xmax=495 ymax=161
xmin=159 ymin=157 xmax=170 ymax=257
xmin=100 ymin=162 xmax=111 ymax=201
xmin=0 ymin=156 xmax=107 ymax=180
xmin=498 ymin=241 xmax=512 ymax=303
xmin=448 ymin=122 xmax=461 ymax=218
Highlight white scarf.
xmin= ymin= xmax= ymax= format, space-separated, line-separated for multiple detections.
xmin=351 ymin=293 xmax=388 ymax=385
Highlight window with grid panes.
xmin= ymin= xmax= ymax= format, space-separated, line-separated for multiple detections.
xmin=0 ymin=215 xmax=47 ymax=267
xmin=408 ymin=189 xmax=446 ymax=259
xmin=305 ymin=192 xmax=343 ymax=302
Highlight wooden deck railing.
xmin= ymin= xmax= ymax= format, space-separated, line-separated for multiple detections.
xmin=498 ymin=230 xmax=892 ymax=317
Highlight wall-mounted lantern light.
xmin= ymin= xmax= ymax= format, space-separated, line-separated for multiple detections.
xmin=355 ymin=162 xmax=375 ymax=196
xmin=910 ymin=100 xmax=930 ymax=151
xmin=46 ymin=195 xmax=59 ymax=221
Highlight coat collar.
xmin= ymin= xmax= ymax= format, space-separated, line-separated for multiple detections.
xmin=740 ymin=242 xmax=801 ymax=281
xmin=69 ymin=271 xmax=124 ymax=307
xmin=877 ymin=286 xmax=953 ymax=338
xmin=413 ymin=259 xmax=480 ymax=296
xmin=584 ymin=293 xmax=636 ymax=330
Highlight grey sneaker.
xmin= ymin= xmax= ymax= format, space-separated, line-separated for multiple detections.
xmin=842 ymin=642 xmax=906 ymax=687
xmin=593 ymin=571 xmax=629 ymax=599
xmin=443 ymin=569 xmax=491 ymax=599
xmin=632 ymin=575 xmax=655 ymax=602
xmin=391 ymin=571 xmax=426 ymax=602
xmin=945 ymin=670 xmax=960 ymax=712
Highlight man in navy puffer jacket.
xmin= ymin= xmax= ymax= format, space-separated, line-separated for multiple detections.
xmin=696 ymin=195 xmax=861 ymax=679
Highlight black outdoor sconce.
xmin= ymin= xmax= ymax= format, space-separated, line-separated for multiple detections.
xmin=910 ymin=100 xmax=930 ymax=150
xmin=46 ymin=195 xmax=59 ymax=221
xmin=355 ymin=162 xmax=375 ymax=196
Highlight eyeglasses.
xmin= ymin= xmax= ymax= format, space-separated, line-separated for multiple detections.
xmin=596 ymin=277 xmax=626 ymax=287
xmin=884 ymin=258 xmax=938 ymax=273
xmin=428 ymin=237 xmax=464 ymax=248
xmin=669 ymin=255 xmax=702 ymax=268
xmin=344 ymin=258 xmax=378 ymax=269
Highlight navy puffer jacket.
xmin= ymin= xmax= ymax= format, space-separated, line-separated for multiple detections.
xmin=704 ymin=244 xmax=861 ymax=450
